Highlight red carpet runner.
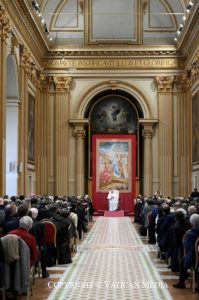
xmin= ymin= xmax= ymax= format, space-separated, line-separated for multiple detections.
xmin=104 ymin=210 xmax=124 ymax=217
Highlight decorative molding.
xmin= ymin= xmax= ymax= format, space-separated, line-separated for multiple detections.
xmin=142 ymin=128 xmax=154 ymax=138
xmin=1 ymin=0 xmax=47 ymax=65
xmin=37 ymin=74 xmax=53 ymax=91
xmin=0 ymin=5 xmax=11 ymax=40
xmin=154 ymin=76 xmax=174 ymax=92
xmin=20 ymin=44 xmax=32 ymax=70
xmin=189 ymin=58 xmax=199 ymax=87
xmin=139 ymin=119 xmax=158 ymax=138
xmin=11 ymin=34 xmax=19 ymax=54
xmin=73 ymin=128 xmax=86 ymax=139
xmin=109 ymin=80 xmax=119 ymax=90
xmin=44 ymin=58 xmax=184 ymax=70
xmin=48 ymin=49 xmax=181 ymax=57
xmin=53 ymin=77 xmax=72 ymax=93
xmin=175 ymin=74 xmax=191 ymax=92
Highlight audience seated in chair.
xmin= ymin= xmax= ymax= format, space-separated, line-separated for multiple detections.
xmin=169 ymin=209 xmax=191 ymax=272
xmin=8 ymin=216 xmax=38 ymax=266
xmin=28 ymin=207 xmax=49 ymax=278
xmin=173 ymin=213 xmax=199 ymax=290
xmin=48 ymin=204 xmax=72 ymax=265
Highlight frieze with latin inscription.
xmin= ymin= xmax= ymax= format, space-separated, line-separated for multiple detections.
xmin=43 ymin=58 xmax=184 ymax=70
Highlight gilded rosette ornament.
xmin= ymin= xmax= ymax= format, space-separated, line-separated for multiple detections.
xmin=0 ymin=5 xmax=10 ymax=40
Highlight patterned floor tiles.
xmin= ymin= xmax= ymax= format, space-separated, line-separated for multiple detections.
xmin=48 ymin=217 xmax=172 ymax=300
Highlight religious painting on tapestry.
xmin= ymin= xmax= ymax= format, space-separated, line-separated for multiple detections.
xmin=96 ymin=139 xmax=132 ymax=192
xmin=28 ymin=94 xmax=35 ymax=163
xmin=192 ymin=93 xmax=199 ymax=164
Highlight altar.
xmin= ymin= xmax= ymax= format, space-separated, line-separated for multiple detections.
xmin=107 ymin=190 xmax=119 ymax=211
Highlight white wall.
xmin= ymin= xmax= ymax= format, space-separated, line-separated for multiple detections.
xmin=6 ymin=100 xmax=19 ymax=196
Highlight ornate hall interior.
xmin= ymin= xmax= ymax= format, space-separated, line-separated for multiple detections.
xmin=0 ymin=0 xmax=199 ymax=299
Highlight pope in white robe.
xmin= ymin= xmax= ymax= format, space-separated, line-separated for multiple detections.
xmin=107 ymin=190 xmax=119 ymax=211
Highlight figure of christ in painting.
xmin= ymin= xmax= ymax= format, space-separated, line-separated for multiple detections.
xmin=109 ymin=105 xmax=121 ymax=124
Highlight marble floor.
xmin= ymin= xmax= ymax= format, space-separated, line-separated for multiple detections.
xmin=22 ymin=217 xmax=199 ymax=300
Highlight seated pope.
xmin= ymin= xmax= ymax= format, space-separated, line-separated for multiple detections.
xmin=107 ymin=190 xmax=119 ymax=211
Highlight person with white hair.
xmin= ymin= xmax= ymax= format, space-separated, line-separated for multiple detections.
xmin=28 ymin=208 xmax=49 ymax=278
xmin=173 ymin=213 xmax=199 ymax=290
xmin=188 ymin=205 xmax=198 ymax=217
xmin=8 ymin=216 xmax=38 ymax=266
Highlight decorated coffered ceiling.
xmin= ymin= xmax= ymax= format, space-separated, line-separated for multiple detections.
xmin=34 ymin=0 xmax=190 ymax=48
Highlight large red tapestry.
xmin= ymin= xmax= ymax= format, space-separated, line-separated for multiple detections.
xmin=92 ymin=134 xmax=136 ymax=214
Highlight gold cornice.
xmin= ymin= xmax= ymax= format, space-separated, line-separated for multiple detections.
xmin=1 ymin=0 xmax=47 ymax=66
xmin=154 ymin=76 xmax=174 ymax=92
xmin=0 ymin=5 xmax=11 ymax=40
xmin=47 ymin=49 xmax=181 ymax=57
xmin=177 ymin=2 xmax=199 ymax=53
xmin=53 ymin=76 xmax=72 ymax=93
xmin=44 ymin=57 xmax=184 ymax=70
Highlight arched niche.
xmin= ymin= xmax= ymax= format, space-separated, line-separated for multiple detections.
xmin=6 ymin=54 xmax=19 ymax=196
xmin=76 ymin=82 xmax=148 ymax=198
xmin=76 ymin=80 xmax=151 ymax=119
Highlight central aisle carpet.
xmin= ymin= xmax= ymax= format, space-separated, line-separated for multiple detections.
xmin=104 ymin=210 xmax=124 ymax=217
xmin=48 ymin=217 xmax=172 ymax=300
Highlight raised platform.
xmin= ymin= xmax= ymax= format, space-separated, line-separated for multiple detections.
xmin=94 ymin=210 xmax=133 ymax=216
xmin=104 ymin=210 xmax=124 ymax=217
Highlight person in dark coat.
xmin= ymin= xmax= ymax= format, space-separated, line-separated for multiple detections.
xmin=157 ymin=206 xmax=176 ymax=259
xmin=173 ymin=213 xmax=199 ymax=289
xmin=49 ymin=206 xmax=72 ymax=264
xmin=76 ymin=201 xmax=86 ymax=240
xmin=169 ymin=209 xmax=191 ymax=272
xmin=28 ymin=207 xmax=49 ymax=278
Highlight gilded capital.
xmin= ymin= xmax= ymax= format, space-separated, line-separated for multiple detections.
xmin=73 ymin=128 xmax=86 ymax=139
xmin=190 ymin=60 xmax=199 ymax=86
xmin=0 ymin=5 xmax=11 ymax=40
xmin=37 ymin=74 xmax=52 ymax=91
xmin=11 ymin=35 xmax=19 ymax=54
xmin=142 ymin=128 xmax=153 ymax=138
xmin=175 ymin=74 xmax=190 ymax=92
xmin=54 ymin=76 xmax=72 ymax=93
xmin=20 ymin=45 xmax=32 ymax=73
xmin=155 ymin=76 xmax=174 ymax=92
